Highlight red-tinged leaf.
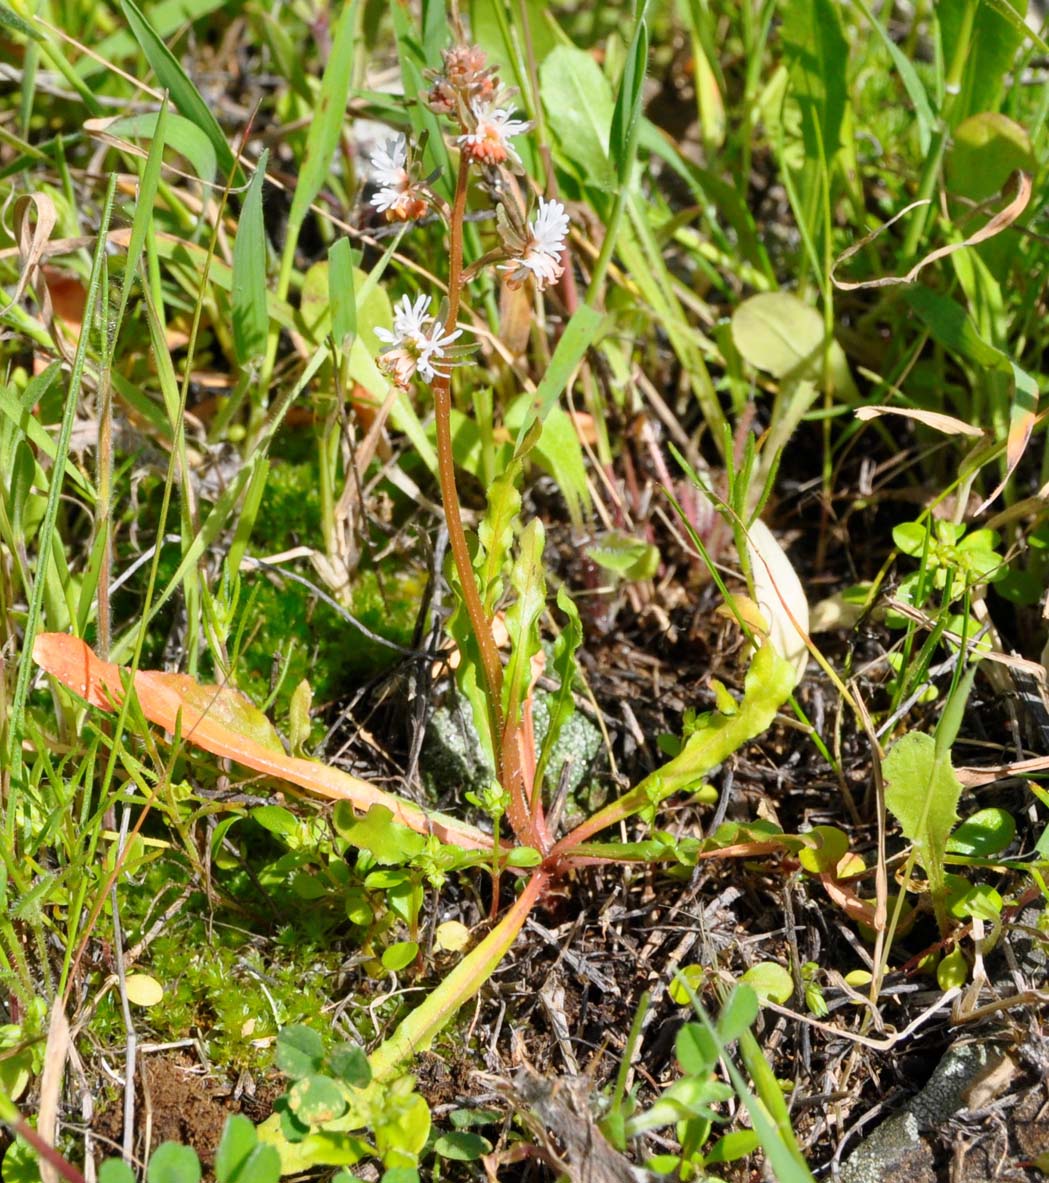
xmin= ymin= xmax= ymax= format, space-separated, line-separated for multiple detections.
xmin=33 ymin=634 xmax=502 ymax=853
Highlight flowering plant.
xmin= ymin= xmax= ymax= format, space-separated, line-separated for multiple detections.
xmin=29 ymin=18 xmax=796 ymax=1174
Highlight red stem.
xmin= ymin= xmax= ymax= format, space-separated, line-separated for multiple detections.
xmin=434 ymin=158 xmax=538 ymax=849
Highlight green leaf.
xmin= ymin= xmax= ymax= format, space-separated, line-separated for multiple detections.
xmin=608 ymin=5 xmax=648 ymax=184
xmin=937 ymin=947 xmax=969 ymax=990
xmin=797 ymin=825 xmax=849 ymax=874
xmin=940 ymin=0 xmax=1031 ymax=123
xmin=232 ymin=149 xmax=270 ymax=365
xmin=147 ymin=1143 xmax=202 ymax=1183
xmin=214 ymin=1115 xmax=280 ymax=1183
xmin=706 ymin=1129 xmax=760 ymax=1165
xmin=505 ymin=846 xmax=542 ymax=867
xmin=120 ymin=0 xmax=237 ymax=180
xmin=328 ymin=237 xmax=357 ymax=349
xmin=468 ymin=0 xmax=562 ymax=87
xmin=0 ymin=2 xmax=42 ymax=40
xmin=511 ymin=301 xmax=604 ymax=455
xmin=732 ymin=292 xmax=824 ymax=380
xmin=381 ymin=941 xmax=419 ymax=973
xmin=717 ymin=983 xmax=760 ymax=1039
xmin=381 ymin=1170 xmax=420 ymax=1183
xmin=892 ymin=520 xmax=929 ymax=558
xmin=530 ymin=406 xmax=591 ymax=529
xmin=287 ymin=0 xmax=360 ymax=234
xmin=948 ymin=112 xmax=1034 ymax=203
xmin=275 ymin=1025 xmax=325 ymax=1079
xmin=883 ymin=732 xmax=964 ymax=930
xmin=740 ymin=963 xmax=793 ymax=1005
xmin=947 ymin=807 xmax=1016 ymax=857
xmin=330 ymin=1044 xmax=371 ymax=1088
xmin=533 ymin=586 xmax=583 ymax=796
xmin=904 ymin=286 xmax=1007 ymax=371
xmin=587 ymin=531 xmax=660 ymax=581
xmin=595 ymin=643 xmax=795 ymax=824
xmin=102 ymin=111 xmax=217 ymax=183
xmin=215 ymin=1115 xmax=257 ymax=1183
xmin=732 ymin=292 xmax=855 ymax=397
xmin=301 ymin=262 xmax=391 ymax=356
xmin=540 ymin=46 xmax=617 ymax=191
xmin=336 ymin=805 xmax=426 ymax=864
xmin=780 ymin=0 xmax=848 ymax=159
xmin=99 ymin=1162 xmax=136 ymax=1183
xmin=675 ymin=1022 xmax=718 ymax=1075
xmin=432 ymin=1132 xmax=492 ymax=1161
xmin=112 ymin=96 xmax=168 ymax=336
xmin=251 ymin=805 xmax=300 ymax=839
xmin=477 ymin=465 xmax=522 ymax=613
xmin=502 ymin=519 xmax=547 ymax=727
xmin=288 ymin=1075 xmax=349 ymax=1125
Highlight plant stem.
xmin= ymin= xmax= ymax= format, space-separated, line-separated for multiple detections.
xmin=432 ymin=159 xmax=537 ymax=846
xmin=369 ymin=869 xmax=549 ymax=1081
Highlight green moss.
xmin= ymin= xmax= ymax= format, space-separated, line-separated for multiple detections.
xmin=88 ymin=849 xmax=379 ymax=1071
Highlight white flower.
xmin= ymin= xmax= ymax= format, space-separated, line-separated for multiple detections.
xmin=500 ymin=198 xmax=569 ymax=290
xmin=375 ymin=295 xmax=463 ymax=386
xmin=369 ymin=136 xmax=409 ymax=189
xmin=457 ymin=97 xmax=531 ymax=167
xmin=376 ymin=293 xmax=431 ymax=345
xmin=416 ymin=320 xmax=463 ymax=382
xmin=371 ymin=186 xmax=403 ymax=212
xmin=368 ymin=136 xmax=428 ymax=222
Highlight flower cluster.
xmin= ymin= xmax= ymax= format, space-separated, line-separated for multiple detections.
xmin=457 ymin=92 xmax=531 ymax=169
xmin=375 ymin=295 xmax=463 ymax=388
xmin=368 ymin=136 xmax=428 ymax=223
xmin=500 ymin=198 xmax=570 ymax=291
xmin=425 ymin=44 xmax=496 ymax=115
xmin=370 ymin=38 xmax=571 ymax=393
xmin=424 ymin=44 xmax=531 ymax=170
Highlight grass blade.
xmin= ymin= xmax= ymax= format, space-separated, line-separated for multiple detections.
xmin=120 ymin=0 xmax=238 ymax=181
xmin=232 ymin=148 xmax=270 ymax=366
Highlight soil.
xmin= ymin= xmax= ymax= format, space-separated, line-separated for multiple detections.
xmin=93 ymin=1056 xmax=278 ymax=1175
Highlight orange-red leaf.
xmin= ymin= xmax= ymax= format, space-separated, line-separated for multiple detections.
xmin=33 ymin=633 xmax=501 ymax=853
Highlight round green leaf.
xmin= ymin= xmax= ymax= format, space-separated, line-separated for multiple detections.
xmin=275 ymin=1025 xmax=324 ymax=1078
xmin=147 ymin=1143 xmax=201 ymax=1183
xmin=99 ymin=1161 xmax=137 ymax=1183
xmin=740 ymin=962 xmax=793 ymax=1005
xmin=251 ymin=805 xmax=300 ymax=839
xmin=946 ymin=808 xmax=1016 ymax=857
xmin=506 ymin=846 xmax=542 ymax=867
xmin=330 ymin=1043 xmax=371 ymax=1088
xmin=731 ymin=292 xmax=823 ymax=380
xmin=797 ymin=825 xmax=849 ymax=874
xmin=288 ymin=1074 xmax=348 ymax=1125
xmin=215 ymin=1114 xmax=256 ymax=1183
xmin=668 ymin=964 xmax=705 ymax=1005
xmin=705 ymin=1129 xmax=760 ymax=1164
